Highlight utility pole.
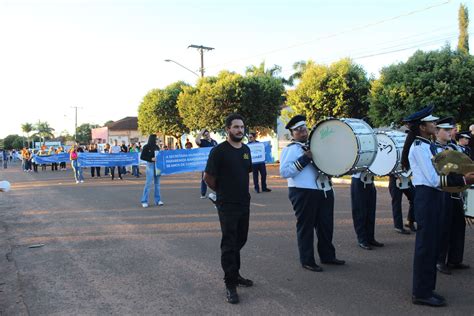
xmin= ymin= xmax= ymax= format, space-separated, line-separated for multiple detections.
xmin=188 ymin=44 xmax=214 ymax=77
xmin=70 ymin=106 xmax=82 ymax=142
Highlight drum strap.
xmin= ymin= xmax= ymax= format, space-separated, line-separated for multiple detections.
xmin=360 ymin=171 xmax=374 ymax=186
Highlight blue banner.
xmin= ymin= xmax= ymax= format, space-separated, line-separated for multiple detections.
xmin=78 ymin=153 xmax=140 ymax=167
xmin=156 ymin=141 xmax=273 ymax=176
xmin=33 ymin=153 xmax=70 ymax=164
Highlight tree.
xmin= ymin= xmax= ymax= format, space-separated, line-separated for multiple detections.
xmin=458 ymin=4 xmax=469 ymax=54
xmin=177 ymin=70 xmax=284 ymax=134
xmin=368 ymin=46 xmax=474 ymax=129
xmin=32 ymin=121 xmax=55 ymax=145
xmin=75 ymin=123 xmax=100 ymax=144
xmin=3 ymin=134 xmax=25 ymax=150
xmin=103 ymin=120 xmax=114 ymax=127
xmin=21 ymin=122 xmax=33 ymax=147
xmin=138 ymin=81 xmax=190 ymax=146
xmin=286 ymin=58 xmax=371 ymax=127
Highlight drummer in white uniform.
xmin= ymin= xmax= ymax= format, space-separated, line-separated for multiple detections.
xmin=280 ymin=115 xmax=345 ymax=272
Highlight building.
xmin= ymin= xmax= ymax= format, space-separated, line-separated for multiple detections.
xmin=91 ymin=117 xmax=148 ymax=145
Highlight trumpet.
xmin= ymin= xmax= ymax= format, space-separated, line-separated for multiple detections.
xmin=433 ymin=150 xmax=474 ymax=193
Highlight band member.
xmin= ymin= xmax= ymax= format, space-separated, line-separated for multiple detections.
xmin=204 ymin=114 xmax=253 ymax=304
xmin=389 ymin=173 xmax=415 ymax=234
xmin=280 ymin=115 xmax=345 ymax=272
xmin=401 ymin=105 xmax=474 ymax=307
xmin=456 ymin=131 xmax=471 ymax=157
xmin=350 ymin=170 xmax=383 ymax=249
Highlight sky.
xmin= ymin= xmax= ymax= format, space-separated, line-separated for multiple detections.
xmin=0 ymin=0 xmax=470 ymax=138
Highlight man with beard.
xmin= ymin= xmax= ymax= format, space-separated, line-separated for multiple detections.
xmin=280 ymin=115 xmax=345 ymax=272
xmin=203 ymin=113 xmax=253 ymax=304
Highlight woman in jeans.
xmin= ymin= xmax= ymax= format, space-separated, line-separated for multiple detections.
xmin=140 ymin=135 xmax=163 ymax=208
xmin=70 ymin=145 xmax=84 ymax=183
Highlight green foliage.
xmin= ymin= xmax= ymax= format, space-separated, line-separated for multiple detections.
xmin=32 ymin=121 xmax=55 ymax=144
xmin=138 ymin=81 xmax=190 ymax=138
xmin=368 ymin=46 xmax=474 ymax=129
xmin=21 ymin=122 xmax=34 ymax=147
xmin=286 ymin=58 xmax=370 ymax=127
xmin=177 ymin=70 xmax=284 ymax=134
xmin=458 ymin=4 xmax=469 ymax=54
xmin=3 ymin=134 xmax=25 ymax=150
xmin=76 ymin=123 xmax=100 ymax=144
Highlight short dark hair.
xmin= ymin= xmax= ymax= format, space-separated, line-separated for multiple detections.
xmin=249 ymin=132 xmax=256 ymax=138
xmin=225 ymin=113 xmax=245 ymax=128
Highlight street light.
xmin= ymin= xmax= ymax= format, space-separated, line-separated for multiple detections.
xmin=164 ymin=59 xmax=200 ymax=77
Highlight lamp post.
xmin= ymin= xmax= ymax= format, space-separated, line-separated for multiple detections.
xmin=164 ymin=59 xmax=200 ymax=77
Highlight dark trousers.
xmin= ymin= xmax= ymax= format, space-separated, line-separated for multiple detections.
xmin=438 ymin=194 xmax=466 ymax=265
xmin=201 ymin=172 xmax=207 ymax=196
xmin=217 ymin=203 xmax=249 ymax=287
xmin=351 ymin=178 xmax=377 ymax=244
xmin=252 ymin=163 xmax=268 ymax=192
xmin=110 ymin=166 xmax=122 ymax=179
xmin=388 ymin=175 xmax=415 ymax=229
xmin=412 ymin=185 xmax=443 ymax=298
xmin=60 ymin=162 xmax=66 ymax=169
xmin=288 ymin=187 xmax=336 ymax=265
xmin=91 ymin=167 xmax=101 ymax=177
xmin=51 ymin=163 xmax=58 ymax=171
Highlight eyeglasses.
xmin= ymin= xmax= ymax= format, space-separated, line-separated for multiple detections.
xmin=292 ymin=125 xmax=307 ymax=132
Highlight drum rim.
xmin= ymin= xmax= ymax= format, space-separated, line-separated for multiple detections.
xmin=309 ymin=118 xmax=373 ymax=177
xmin=368 ymin=131 xmax=404 ymax=176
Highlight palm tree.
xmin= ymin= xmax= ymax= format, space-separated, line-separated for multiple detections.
xmin=33 ymin=121 xmax=55 ymax=145
xmin=21 ymin=122 xmax=34 ymax=148
xmin=245 ymin=61 xmax=291 ymax=85
xmin=287 ymin=60 xmax=315 ymax=85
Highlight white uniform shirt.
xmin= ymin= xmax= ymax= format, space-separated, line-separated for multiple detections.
xmin=280 ymin=142 xmax=331 ymax=191
xmin=408 ymin=137 xmax=440 ymax=188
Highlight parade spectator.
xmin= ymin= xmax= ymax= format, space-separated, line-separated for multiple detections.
xmin=130 ymin=143 xmax=140 ymax=178
xmin=2 ymin=149 xmax=7 ymax=169
xmin=120 ymin=141 xmax=128 ymax=175
xmin=469 ymin=124 xmax=474 ymax=160
xmin=70 ymin=145 xmax=84 ymax=183
xmin=103 ymin=143 xmax=110 ymax=176
xmin=48 ymin=146 xmax=58 ymax=171
xmin=57 ymin=146 xmax=67 ymax=170
xmin=195 ymin=128 xmax=218 ymax=199
xmin=38 ymin=145 xmax=48 ymax=171
xmin=140 ymin=135 xmax=163 ymax=207
xmin=248 ymin=132 xmax=271 ymax=193
xmin=89 ymin=144 xmax=101 ymax=178
xmin=185 ymin=138 xmax=193 ymax=149
xmin=110 ymin=140 xmax=122 ymax=180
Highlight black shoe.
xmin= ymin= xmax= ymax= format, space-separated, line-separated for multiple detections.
xmin=321 ymin=258 xmax=345 ymax=265
xmin=432 ymin=291 xmax=446 ymax=302
xmin=254 ymin=189 xmax=260 ymax=193
xmin=405 ymin=222 xmax=417 ymax=232
xmin=237 ymin=275 xmax=253 ymax=287
xmin=436 ymin=263 xmax=452 ymax=275
xmin=447 ymin=262 xmax=470 ymax=270
xmin=395 ymin=228 xmax=410 ymax=235
xmin=412 ymin=295 xmax=446 ymax=307
xmin=226 ymin=287 xmax=239 ymax=304
xmin=262 ymin=188 xmax=272 ymax=192
xmin=369 ymin=240 xmax=384 ymax=247
xmin=358 ymin=243 xmax=372 ymax=250
xmin=302 ymin=264 xmax=323 ymax=272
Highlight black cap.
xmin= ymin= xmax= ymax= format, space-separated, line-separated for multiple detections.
xmin=285 ymin=115 xmax=306 ymax=130
xmin=436 ymin=117 xmax=455 ymax=129
xmin=402 ymin=105 xmax=438 ymax=123
xmin=456 ymin=131 xmax=471 ymax=140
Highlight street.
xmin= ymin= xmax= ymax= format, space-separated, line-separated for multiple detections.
xmin=1 ymin=163 xmax=473 ymax=315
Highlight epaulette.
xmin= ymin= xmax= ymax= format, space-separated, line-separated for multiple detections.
xmin=414 ymin=139 xmax=421 ymax=146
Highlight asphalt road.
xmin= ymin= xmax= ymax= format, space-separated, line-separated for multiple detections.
xmin=0 ymin=162 xmax=473 ymax=315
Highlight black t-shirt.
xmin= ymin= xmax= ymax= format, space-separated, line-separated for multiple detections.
xmin=199 ymin=139 xmax=218 ymax=147
xmin=205 ymin=141 xmax=252 ymax=205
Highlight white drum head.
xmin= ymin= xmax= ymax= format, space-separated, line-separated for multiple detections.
xmin=369 ymin=133 xmax=398 ymax=176
xmin=310 ymin=120 xmax=358 ymax=176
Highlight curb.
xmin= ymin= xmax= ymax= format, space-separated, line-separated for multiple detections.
xmin=331 ymin=178 xmax=389 ymax=188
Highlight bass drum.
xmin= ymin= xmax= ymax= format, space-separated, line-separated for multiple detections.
xmin=368 ymin=131 xmax=407 ymax=176
xmin=309 ymin=118 xmax=377 ymax=177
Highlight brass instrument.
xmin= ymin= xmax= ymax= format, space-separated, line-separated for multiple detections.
xmin=433 ymin=150 xmax=474 ymax=193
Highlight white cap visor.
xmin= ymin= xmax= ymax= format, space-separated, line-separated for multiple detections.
xmin=421 ymin=114 xmax=439 ymax=122
xmin=437 ymin=123 xmax=454 ymax=129
xmin=290 ymin=121 xmax=306 ymax=130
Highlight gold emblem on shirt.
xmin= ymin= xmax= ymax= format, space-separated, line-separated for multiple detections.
xmin=243 ymin=153 xmax=249 ymax=160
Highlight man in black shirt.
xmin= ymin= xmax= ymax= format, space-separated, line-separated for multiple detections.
xmin=204 ymin=113 xmax=253 ymax=304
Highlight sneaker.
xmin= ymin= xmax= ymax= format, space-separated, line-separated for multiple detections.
xmin=262 ymin=188 xmax=272 ymax=192
xmin=80 ymin=180 xmax=84 ymax=183
xmin=156 ymin=201 xmax=164 ymax=206
xmin=76 ymin=180 xmax=79 ymax=184
xmin=142 ymin=203 xmax=149 ymax=208
xmin=237 ymin=275 xmax=253 ymax=287
xmin=208 ymin=193 xmax=217 ymax=204
xmin=200 ymin=195 xmax=207 ymax=199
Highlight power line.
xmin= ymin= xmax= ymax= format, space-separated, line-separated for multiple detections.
xmin=205 ymin=0 xmax=453 ymax=71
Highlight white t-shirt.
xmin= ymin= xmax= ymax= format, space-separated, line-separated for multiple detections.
xmin=110 ymin=145 xmax=121 ymax=154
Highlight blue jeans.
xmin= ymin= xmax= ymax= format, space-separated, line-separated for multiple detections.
xmin=201 ymin=172 xmax=207 ymax=196
xmin=132 ymin=165 xmax=139 ymax=177
xmin=141 ymin=162 xmax=161 ymax=204
xmin=71 ymin=160 xmax=84 ymax=181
